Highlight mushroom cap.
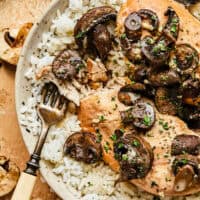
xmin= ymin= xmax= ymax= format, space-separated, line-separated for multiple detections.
xmin=64 ymin=132 xmax=102 ymax=164
xmin=0 ymin=156 xmax=20 ymax=197
xmin=74 ymin=6 xmax=117 ymax=49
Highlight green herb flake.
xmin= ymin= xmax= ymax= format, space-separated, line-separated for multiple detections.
xmin=132 ymin=139 xmax=140 ymax=147
xmin=151 ymin=181 xmax=158 ymax=187
xmin=88 ymin=181 xmax=93 ymax=186
xmin=111 ymin=96 xmax=116 ymax=101
xmin=159 ymin=120 xmax=169 ymax=130
xmin=119 ymin=128 xmax=125 ymax=134
xmin=121 ymin=33 xmax=127 ymax=39
xmin=122 ymin=154 xmax=128 ymax=161
xmin=75 ymin=31 xmax=85 ymax=39
xmin=143 ymin=115 xmax=151 ymax=126
xmin=96 ymin=132 xmax=102 ymax=143
xmin=99 ymin=115 xmax=105 ymax=122
xmin=104 ymin=142 xmax=111 ymax=153
xmin=110 ymin=133 xmax=117 ymax=141
xmin=170 ymin=25 xmax=177 ymax=33
xmin=118 ymin=142 xmax=124 ymax=149
xmin=181 ymin=158 xmax=188 ymax=164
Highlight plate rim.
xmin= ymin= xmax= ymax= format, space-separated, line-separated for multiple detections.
xmin=15 ymin=0 xmax=76 ymax=199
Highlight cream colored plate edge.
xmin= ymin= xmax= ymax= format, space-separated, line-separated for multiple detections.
xmin=15 ymin=0 xmax=75 ymax=199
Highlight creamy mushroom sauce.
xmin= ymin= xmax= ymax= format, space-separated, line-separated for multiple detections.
xmin=36 ymin=0 xmax=200 ymax=197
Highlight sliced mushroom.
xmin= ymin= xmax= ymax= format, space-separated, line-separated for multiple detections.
xmin=52 ymin=49 xmax=84 ymax=80
xmin=4 ymin=23 xmax=33 ymax=48
xmin=172 ymin=155 xmax=200 ymax=192
xmin=118 ymin=83 xmax=145 ymax=105
xmin=148 ymin=68 xmax=181 ymax=87
xmin=64 ymin=132 xmax=102 ymax=164
xmin=124 ymin=12 xmax=142 ymax=41
xmin=182 ymin=78 xmax=200 ymax=106
xmin=133 ymin=65 xmax=148 ymax=82
xmin=174 ymin=164 xmax=195 ymax=192
xmin=121 ymin=101 xmax=155 ymax=129
xmin=138 ymin=9 xmax=159 ymax=32
xmin=169 ymin=44 xmax=199 ymax=75
xmin=155 ymin=87 xmax=179 ymax=115
xmin=0 ymin=156 xmax=20 ymax=197
xmin=142 ymin=7 xmax=179 ymax=65
xmin=74 ymin=6 xmax=117 ymax=52
xmin=126 ymin=42 xmax=143 ymax=63
xmin=114 ymin=133 xmax=153 ymax=180
xmin=176 ymin=0 xmax=199 ymax=6
xmin=171 ymin=134 xmax=200 ymax=156
xmin=163 ymin=7 xmax=180 ymax=42
xmin=92 ymin=24 xmax=112 ymax=60
xmin=141 ymin=36 xmax=172 ymax=66
xmin=177 ymin=105 xmax=200 ymax=129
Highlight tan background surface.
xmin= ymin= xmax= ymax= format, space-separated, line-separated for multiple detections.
xmin=0 ymin=0 xmax=60 ymax=199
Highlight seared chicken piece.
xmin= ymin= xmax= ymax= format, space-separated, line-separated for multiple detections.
xmin=78 ymin=88 xmax=200 ymax=196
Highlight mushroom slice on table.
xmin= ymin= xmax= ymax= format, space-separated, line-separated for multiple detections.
xmin=64 ymin=132 xmax=102 ymax=164
xmin=52 ymin=49 xmax=84 ymax=80
xmin=169 ymin=44 xmax=199 ymax=75
xmin=0 ymin=23 xmax=33 ymax=65
xmin=120 ymin=101 xmax=155 ymax=129
xmin=0 ymin=156 xmax=20 ymax=197
xmin=74 ymin=6 xmax=117 ymax=59
xmin=171 ymin=134 xmax=200 ymax=155
xmin=172 ymin=155 xmax=200 ymax=192
xmin=114 ymin=133 xmax=153 ymax=180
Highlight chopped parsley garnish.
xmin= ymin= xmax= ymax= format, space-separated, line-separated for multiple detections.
xmin=121 ymin=33 xmax=127 ymax=39
xmin=172 ymin=18 xmax=178 ymax=23
xmin=132 ymin=139 xmax=140 ymax=147
xmin=118 ymin=142 xmax=124 ymax=149
xmin=181 ymin=158 xmax=188 ymax=164
xmin=113 ymin=104 xmax=118 ymax=111
xmin=170 ymin=25 xmax=177 ymax=33
xmin=99 ymin=115 xmax=105 ymax=122
xmin=76 ymin=63 xmax=85 ymax=72
xmin=96 ymin=132 xmax=102 ymax=143
xmin=119 ymin=128 xmax=125 ymax=134
xmin=75 ymin=31 xmax=85 ymax=39
xmin=159 ymin=120 xmax=169 ymax=130
xmin=88 ymin=181 xmax=93 ymax=186
xmin=111 ymin=96 xmax=116 ymax=101
xmin=151 ymin=181 xmax=158 ymax=187
xmin=110 ymin=133 xmax=117 ymax=141
xmin=122 ymin=154 xmax=128 ymax=161
xmin=131 ymin=80 xmax=135 ymax=85
xmin=143 ymin=115 xmax=151 ymax=126
xmin=104 ymin=142 xmax=111 ymax=153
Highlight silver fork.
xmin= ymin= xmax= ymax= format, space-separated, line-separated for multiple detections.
xmin=12 ymin=82 xmax=68 ymax=200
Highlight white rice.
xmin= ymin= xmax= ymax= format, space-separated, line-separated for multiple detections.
xmin=19 ymin=0 xmax=200 ymax=199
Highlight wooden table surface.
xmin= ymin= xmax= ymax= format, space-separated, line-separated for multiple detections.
xmin=0 ymin=63 xmax=60 ymax=200
xmin=0 ymin=0 xmax=60 ymax=199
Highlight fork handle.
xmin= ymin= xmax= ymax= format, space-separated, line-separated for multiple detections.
xmin=11 ymin=154 xmax=40 ymax=200
xmin=11 ymin=172 xmax=37 ymax=200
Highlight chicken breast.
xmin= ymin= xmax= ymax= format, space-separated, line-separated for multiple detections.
xmin=78 ymin=87 xmax=200 ymax=196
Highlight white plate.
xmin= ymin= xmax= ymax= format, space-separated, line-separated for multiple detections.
xmin=15 ymin=0 xmax=76 ymax=199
